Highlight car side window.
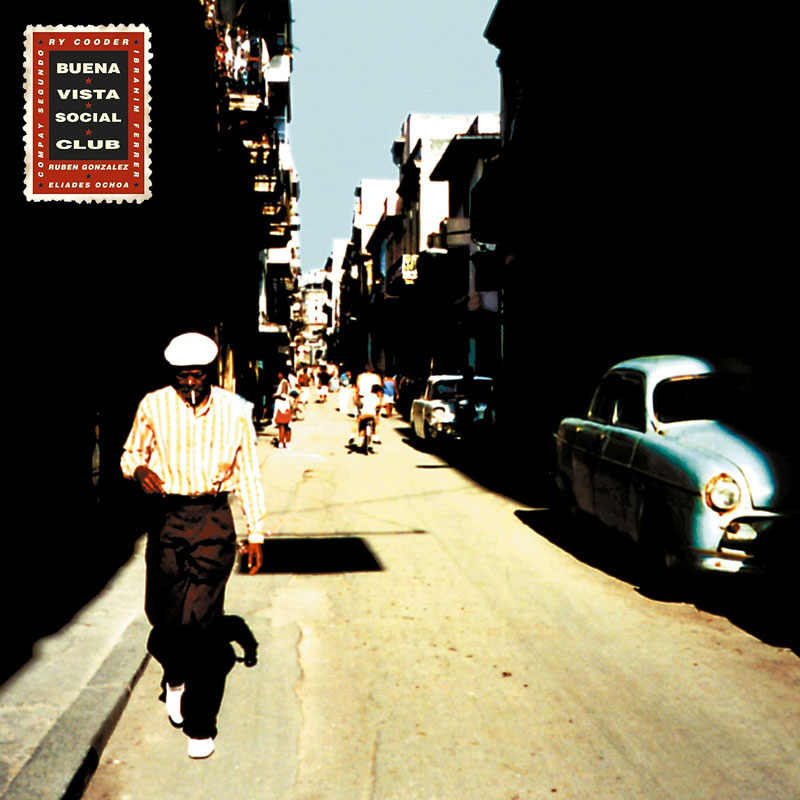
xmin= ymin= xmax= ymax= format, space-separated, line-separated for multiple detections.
xmin=589 ymin=373 xmax=645 ymax=431
xmin=589 ymin=377 xmax=616 ymax=423
xmin=612 ymin=374 xmax=646 ymax=431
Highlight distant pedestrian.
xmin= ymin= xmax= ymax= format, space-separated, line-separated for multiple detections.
xmin=317 ymin=363 xmax=331 ymax=402
xmin=276 ymin=370 xmax=290 ymax=396
xmin=338 ymin=369 xmax=353 ymax=414
xmin=297 ymin=367 xmax=311 ymax=407
xmin=273 ymin=389 xmax=292 ymax=448
xmin=381 ymin=374 xmax=397 ymax=417
xmin=121 ymin=332 xmax=268 ymax=759
xmin=286 ymin=368 xmax=301 ymax=418
xmin=328 ymin=363 xmax=340 ymax=393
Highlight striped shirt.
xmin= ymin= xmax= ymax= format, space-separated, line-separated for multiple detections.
xmin=121 ymin=385 xmax=267 ymax=541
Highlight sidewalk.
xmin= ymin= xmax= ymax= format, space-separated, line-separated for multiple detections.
xmin=0 ymin=539 xmax=150 ymax=800
xmin=0 ymin=432 xmax=275 ymax=800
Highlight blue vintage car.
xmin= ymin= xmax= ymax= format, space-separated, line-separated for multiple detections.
xmin=554 ymin=355 xmax=797 ymax=579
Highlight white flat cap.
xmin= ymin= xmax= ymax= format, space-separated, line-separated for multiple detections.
xmin=164 ymin=332 xmax=219 ymax=366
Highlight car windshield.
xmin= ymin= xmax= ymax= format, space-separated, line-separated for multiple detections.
xmin=653 ymin=373 xmax=772 ymax=429
xmin=431 ymin=379 xmax=492 ymax=402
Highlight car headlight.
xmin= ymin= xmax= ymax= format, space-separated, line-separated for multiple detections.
xmin=431 ymin=407 xmax=447 ymax=423
xmin=705 ymin=474 xmax=741 ymax=512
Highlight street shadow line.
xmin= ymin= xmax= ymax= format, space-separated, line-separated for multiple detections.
xmin=240 ymin=536 xmax=383 ymax=574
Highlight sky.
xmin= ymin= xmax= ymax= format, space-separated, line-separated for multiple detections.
xmin=288 ymin=0 xmax=501 ymax=273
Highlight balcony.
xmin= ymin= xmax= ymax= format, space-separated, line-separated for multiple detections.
xmin=254 ymin=176 xmax=280 ymax=197
xmin=444 ymin=216 xmax=472 ymax=248
xmin=227 ymin=92 xmax=262 ymax=113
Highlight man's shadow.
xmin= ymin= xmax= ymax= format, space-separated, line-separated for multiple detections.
xmin=150 ymin=615 xmax=259 ymax=736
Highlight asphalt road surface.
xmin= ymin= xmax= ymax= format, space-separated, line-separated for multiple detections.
xmin=82 ymin=397 xmax=799 ymax=800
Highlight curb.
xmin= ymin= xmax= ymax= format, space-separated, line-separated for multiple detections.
xmin=2 ymin=616 xmax=150 ymax=800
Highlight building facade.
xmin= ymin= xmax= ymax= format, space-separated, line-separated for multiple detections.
xmin=349 ymin=114 xmax=481 ymax=379
xmin=203 ymin=0 xmax=301 ymax=417
xmin=429 ymin=114 xmax=502 ymax=377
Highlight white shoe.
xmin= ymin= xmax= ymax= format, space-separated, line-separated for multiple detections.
xmin=187 ymin=737 xmax=215 ymax=759
xmin=165 ymin=683 xmax=184 ymax=726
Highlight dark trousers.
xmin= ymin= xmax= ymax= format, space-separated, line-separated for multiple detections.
xmin=144 ymin=494 xmax=237 ymax=739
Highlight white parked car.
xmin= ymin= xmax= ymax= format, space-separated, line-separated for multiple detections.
xmin=554 ymin=356 xmax=797 ymax=581
xmin=409 ymin=374 xmax=495 ymax=445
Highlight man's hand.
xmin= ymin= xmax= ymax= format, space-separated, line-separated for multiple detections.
xmin=133 ymin=465 xmax=165 ymax=495
xmin=246 ymin=542 xmax=263 ymax=575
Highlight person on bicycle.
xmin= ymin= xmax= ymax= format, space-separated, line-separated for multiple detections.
xmin=355 ymin=364 xmax=382 ymax=441
xmin=351 ymin=383 xmax=382 ymax=446
xmin=356 ymin=364 xmax=381 ymax=401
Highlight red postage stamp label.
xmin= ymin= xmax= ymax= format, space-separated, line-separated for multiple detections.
xmin=24 ymin=25 xmax=151 ymax=202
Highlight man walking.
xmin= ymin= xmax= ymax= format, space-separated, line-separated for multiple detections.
xmin=121 ymin=332 xmax=267 ymax=758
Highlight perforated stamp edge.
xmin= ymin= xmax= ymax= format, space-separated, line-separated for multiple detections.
xmin=24 ymin=24 xmax=152 ymax=203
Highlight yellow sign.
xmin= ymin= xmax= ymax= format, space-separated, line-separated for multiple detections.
xmin=402 ymin=254 xmax=418 ymax=284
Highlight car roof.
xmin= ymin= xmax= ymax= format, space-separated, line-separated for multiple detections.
xmin=428 ymin=374 xmax=493 ymax=382
xmin=608 ymin=355 xmax=753 ymax=384
xmin=608 ymin=355 xmax=714 ymax=384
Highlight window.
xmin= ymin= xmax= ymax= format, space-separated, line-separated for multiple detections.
xmin=589 ymin=373 xmax=645 ymax=431
xmin=654 ymin=373 xmax=760 ymax=426
xmin=613 ymin=374 xmax=646 ymax=431
xmin=432 ymin=381 xmax=457 ymax=400
xmin=589 ymin=377 xmax=616 ymax=423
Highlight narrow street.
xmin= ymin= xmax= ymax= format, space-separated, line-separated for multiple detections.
xmin=82 ymin=398 xmax=799 ymax=800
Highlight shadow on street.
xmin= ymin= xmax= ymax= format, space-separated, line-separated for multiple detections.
xmin=515 ymin=508 xmax=799 ymax=658
xmin=240 ymin=537 xmax=383 ymax=574
xmin=397 ymin=425 xmax=553 ymax=508
xmin=1 ymin=482 xmax=145 ymax=686
xmin=394 ymin=419 xmax=797 ymax=658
